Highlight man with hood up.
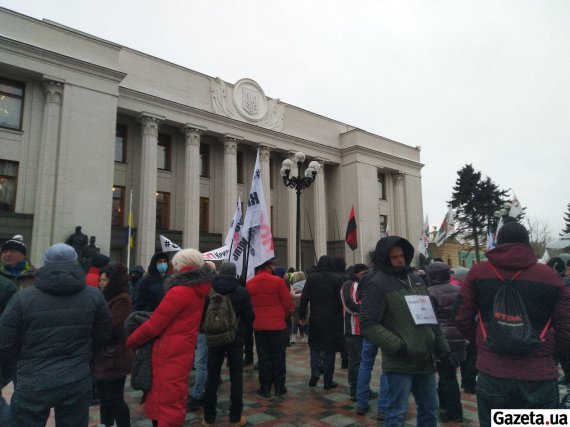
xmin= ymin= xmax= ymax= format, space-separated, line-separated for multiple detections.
xmin=360 ymin=236 xmax=449 ymax=427
xmin=454 ymin=222 xmax=570 ymax=427
xmin=0 ymin=243 xmax=111 ymax=426
xmin=134 ymin=252 xmax=170 ymax=311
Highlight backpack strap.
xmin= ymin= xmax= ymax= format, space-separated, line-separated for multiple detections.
xmin=487 ymin=263 xmax=524 ymax=282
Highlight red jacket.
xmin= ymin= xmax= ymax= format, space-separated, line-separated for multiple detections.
xmin=126 ymin=268 xmax=212 ymax=427
xmin=455 ymin=243 xmax=570 ymax=381
xmin=247 ymin=270 xmax=294 ymax=331
xmin=85 ymin=266 xmax=100 ymax=287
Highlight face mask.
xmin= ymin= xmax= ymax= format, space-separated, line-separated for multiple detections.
xmin=157 ymin=263 xmax=168 ymax=274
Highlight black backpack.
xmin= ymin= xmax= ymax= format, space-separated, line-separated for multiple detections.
xmin=479 ymin=264 xmax=551 ymax=356
xmin=203 ymin=291 xmax=238 ymax=347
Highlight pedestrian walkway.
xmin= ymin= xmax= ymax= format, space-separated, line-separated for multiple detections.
xmin=3 ymin=341 xmax=480 ymax=426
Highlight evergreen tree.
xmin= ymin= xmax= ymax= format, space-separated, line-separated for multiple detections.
xmin=449 ymin=164 xmax=508 ymax=262
xmin=562 ymin=203 xmax=570 ymax=235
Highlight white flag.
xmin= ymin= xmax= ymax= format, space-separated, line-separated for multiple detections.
xmin=159 ymin=235 xmax=181 ymax=253
xmin=434 ymin=207 xmax=454 ymax=247
xmin=224 ymin=194 xmax=243 ymax=251
xmin=509 ymin=193 xmax=523 ymax=218
xmin=538 ymin=249 xmax=550 ymax=264
xmin=229 ymin=149 xmax=274 ymax=280
xmin=203 ymin=245 xmax=230 ymax=261
xmin=417 ymin=215 xmax=430 ymax=257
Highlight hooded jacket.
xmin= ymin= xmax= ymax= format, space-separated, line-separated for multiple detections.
xmin=133 ymin=252 xmax=169 ymax=311
xmin=211 ymin=274 xmax=255 ymax=342
xmin=0 ymin=260 xmax=37 ymax=290
xmin=126 ymin=265 xmax=213 ymax=427
xmin=0 ymin=263 xmax=111 ymax=392
xmin=454 ymin=243 xmax=570 ymax=381
xmin=247 ymin=270 xmax=294 ymax=331
xmin=360 ymin=236 xmax=449 ymax=374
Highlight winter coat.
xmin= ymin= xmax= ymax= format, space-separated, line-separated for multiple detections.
xmin=212 ymin=275 xmax=255 ymax=343
xmin=0 ymin=275 xmax=16 ymax=315
xmin=92 ymin=291 xmax=133 ymax=380
xmin=341 ymin=278 xmax=362 ymax=336
xmin=246 ymin=270 xmax=294 ymax=331
xmin=454 ymin=243 xmax=570 ymax=381
xmin=428 ymin=283 xmax=466 ymax=364
xmin=0 ymin=263 xmax=111 ymax=392
xmin=299 ymin=270 xmax=344 ymax=352
xmin=0 ymin=260 xmax=37 ymax=290
xmin=126 ymin=266 xmax=213 ymax=427
xmin=133 ymin=253 xmax=170 ymax=312
xmin=124 ymin=311 xmax=153 ymax=392
xmin=360 ymin=236 xmax=449 ymax=374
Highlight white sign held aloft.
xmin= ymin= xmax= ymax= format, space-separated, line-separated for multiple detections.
xmin=159 ymin=235 xmax=181 ymax=253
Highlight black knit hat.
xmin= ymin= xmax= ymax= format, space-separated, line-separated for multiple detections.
xmin=352 ymin=263 xmax=369 ymax=275
xmin=1 ymin=235 xmax=27 ymax=256
xmin=496 ymin=222 xmax=530 ymax=246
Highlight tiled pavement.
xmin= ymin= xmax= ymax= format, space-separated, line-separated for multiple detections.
xmin=4 ymin=340 xmax=480 ymax=426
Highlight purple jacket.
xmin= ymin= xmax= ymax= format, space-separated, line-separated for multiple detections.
xmin=454 ymin=243 xmax=570 ymax=381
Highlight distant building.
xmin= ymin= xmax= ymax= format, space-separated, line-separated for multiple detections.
xmin=0 ymin=7 xmax=424 ymax=268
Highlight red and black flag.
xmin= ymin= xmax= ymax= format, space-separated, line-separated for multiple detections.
xmin=345 ymin=205 xmax=358 ymax=251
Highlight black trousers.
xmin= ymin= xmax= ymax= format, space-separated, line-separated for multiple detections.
xmin=345 ymin=335 xmax=363 ymax=395
xmin=460 ymin=341 xmax=478 ymax=391
xmin=254 ymin=329 xmax=288 ymax=392
xmin=97 ymin=377 xmax=131 ymax=427
xmin=244 ymin=322 xmax=254 ymax=361
xmin=204 ymin=341 xmax=244 ymax=424
xmin=436 ymin=358 xmax=463 ymax=420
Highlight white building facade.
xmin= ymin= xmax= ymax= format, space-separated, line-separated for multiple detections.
xmin=0 ymin=8 xmax=424 ymax=269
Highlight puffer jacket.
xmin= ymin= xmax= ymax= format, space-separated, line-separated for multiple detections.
xmin=0 ymin=260 xmax=37 ymax=290
xmin=247 ymin=270 xmax=294 ymax=331
xmin=0 ymin=263 xmax=111 ymax=392
xmin=360 ymin=236 xmax=449 ymax=374
xmin=454 ymin=243 xmax=570 ymax=381
xmin=126 ymin=265 xmax=213 ymax=427
xmin=211 ymin=275 xmax=254 ymax=342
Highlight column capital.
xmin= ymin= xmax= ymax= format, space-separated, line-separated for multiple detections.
xmin=138 ymin=113 xmax=164 ymax=137
xmin=222 ymin=133 xmax=243 ymax=143
xmin=394 ymin=172 xmax=406 ymax=183
xmin=42 ymin=81 xmax=63 ymax=105
xmin=183 ymin=123 xmax=207 ymax=135
xmin=184 ymin=124 xmax=206 ymax=146
xmin=257 ymin=145 xmax=271 ymax=162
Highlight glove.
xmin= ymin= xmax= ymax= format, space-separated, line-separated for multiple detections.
xmin=396 ymin=341 xmax=408 ymax=358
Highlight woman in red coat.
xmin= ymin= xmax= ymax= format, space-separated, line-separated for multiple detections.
xmin=126 ymin=249 xmax=214 ymax=427
xmin=92 ymin=263 xmax=133 ymax=427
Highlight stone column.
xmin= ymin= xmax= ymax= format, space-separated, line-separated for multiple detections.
xmin=223 ymin=135 xmax=241 ymax=233
xmin=183 ymin=124 xmax=207 ymax=249
xmin=257 ymin=145 xmax=271 ymax=212
xmin=313 ymin=160 xmax=327 ymax=259
xmin=393 ymin=173 xmax=407 ymax=237
xmin=136 ymin=114 xmax=163 ymax=266
xmin=286 ymin=152 xmax=298 ymax=269
xmin=31 ymin=81 xmax=64 ymax=265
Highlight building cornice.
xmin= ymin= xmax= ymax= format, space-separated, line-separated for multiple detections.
xmin=341 ymin=144 xmax=425 ymax=171
xmin=0 ymin=36 xmax=126 ymax=83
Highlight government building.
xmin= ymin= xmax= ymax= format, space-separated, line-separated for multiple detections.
xmin=0 ymin=7 xmax=424 ymax=269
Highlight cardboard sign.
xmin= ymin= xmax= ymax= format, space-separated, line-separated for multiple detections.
xmin=404 ymin=295 xmax=438 ymax=325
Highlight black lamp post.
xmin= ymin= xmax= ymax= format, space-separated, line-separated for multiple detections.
xmin=280 ymin=152 xmax=320 ymax=270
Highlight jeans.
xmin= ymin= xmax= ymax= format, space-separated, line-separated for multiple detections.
xmin=254 ymin=330 xmax=289 ymax=392
xmin=191 ymin=332 xmax=208 ymax=398
xmin=436 ymin=358 xmax=463 ymax=420
xmin=356 ymin=337 xmax=378 ymax=410
xmin=476 ymin=373 xmax=559 ymax=427
xmin=98 ymin=377 xmax=130 ymax=427
xmin=203 ymin=341 xmax=244 ymax=424
xmin=378 ymin=373 xmax=388 ymax=412
xmin=384 ymin=372 xmax=438 ymax=427
xmin=10 ymin=375 xmax=91 ymax=427
xmin=309 ymin=348 xmax=335 ymax=385
xmin=345 ymin=335 xmax=363 ymax=396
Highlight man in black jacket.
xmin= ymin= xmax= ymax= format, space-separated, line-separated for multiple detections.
xmin=0 ymin=243 xmax=111 ymax=427
xmin=202 ymin=262 xmax=254 ymax=427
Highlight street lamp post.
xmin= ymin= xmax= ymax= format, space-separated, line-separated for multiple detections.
xmin=280 ymin=152 xmax=320 ymax=270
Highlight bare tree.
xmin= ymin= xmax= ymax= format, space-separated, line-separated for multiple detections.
xmin=525 ymin=216 xmax=553 ymax=257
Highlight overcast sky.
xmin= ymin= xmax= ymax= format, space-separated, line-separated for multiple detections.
xmin=2 ymin=0 xmax=568 ymax=238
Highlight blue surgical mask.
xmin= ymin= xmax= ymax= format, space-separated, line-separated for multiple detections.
xmin=157 ymin=263 xmax=168 ymax=274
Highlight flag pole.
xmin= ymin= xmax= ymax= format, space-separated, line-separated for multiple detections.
xmin=126 ymin=189 xmax=133 ymax=269
xmin=240 ymin=228 xmax=252 ymax=286
xmin=305 ymin=208 xmax=317 ymax=265
xmin=352 ymin=249 xmax=355 ymax=265
xmin=334 ymin=209 xmax=341 ymax=257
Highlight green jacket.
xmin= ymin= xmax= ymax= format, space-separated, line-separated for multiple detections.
xmin=360 ymin=269 xmax=449 ymax=374
xmin=0 ymin=261 xmax=37 ymax=290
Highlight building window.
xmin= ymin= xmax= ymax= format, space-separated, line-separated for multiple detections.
xmin=0 ymin=78 xmax=24 ymax=131
xmin=156 ymin=191 xmax=170 ymax=230
xmin=377 ymin=172 xmax=386 ymax=200
xmin=200 ymin=197 xmax=209 ymax=232
xmin=200 ymin=144 xmax=210 ymax=177
xmin=380 ymin=215 xmax=388 ymax=237
xmin=269 ymin=159 xmax=274 ymax=189
xmin=157 ymin=134 xmax=171 ymax=171
xmin=0 ymin=160 xmax=18 ymax=212
xmin=115 ymin=124 xmax=127 ymax=163
xmin=236 ymin=151 xmax=244 ymax=184
xmin=112 ymin=185 xmax=125 ymax=226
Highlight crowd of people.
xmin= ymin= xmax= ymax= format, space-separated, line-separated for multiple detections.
xmin=0 ymin=220 xmax=570 ymax=427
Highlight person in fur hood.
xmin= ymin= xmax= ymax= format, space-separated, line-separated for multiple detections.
xmin=127 ymin=248 xmax=214 ymax=427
